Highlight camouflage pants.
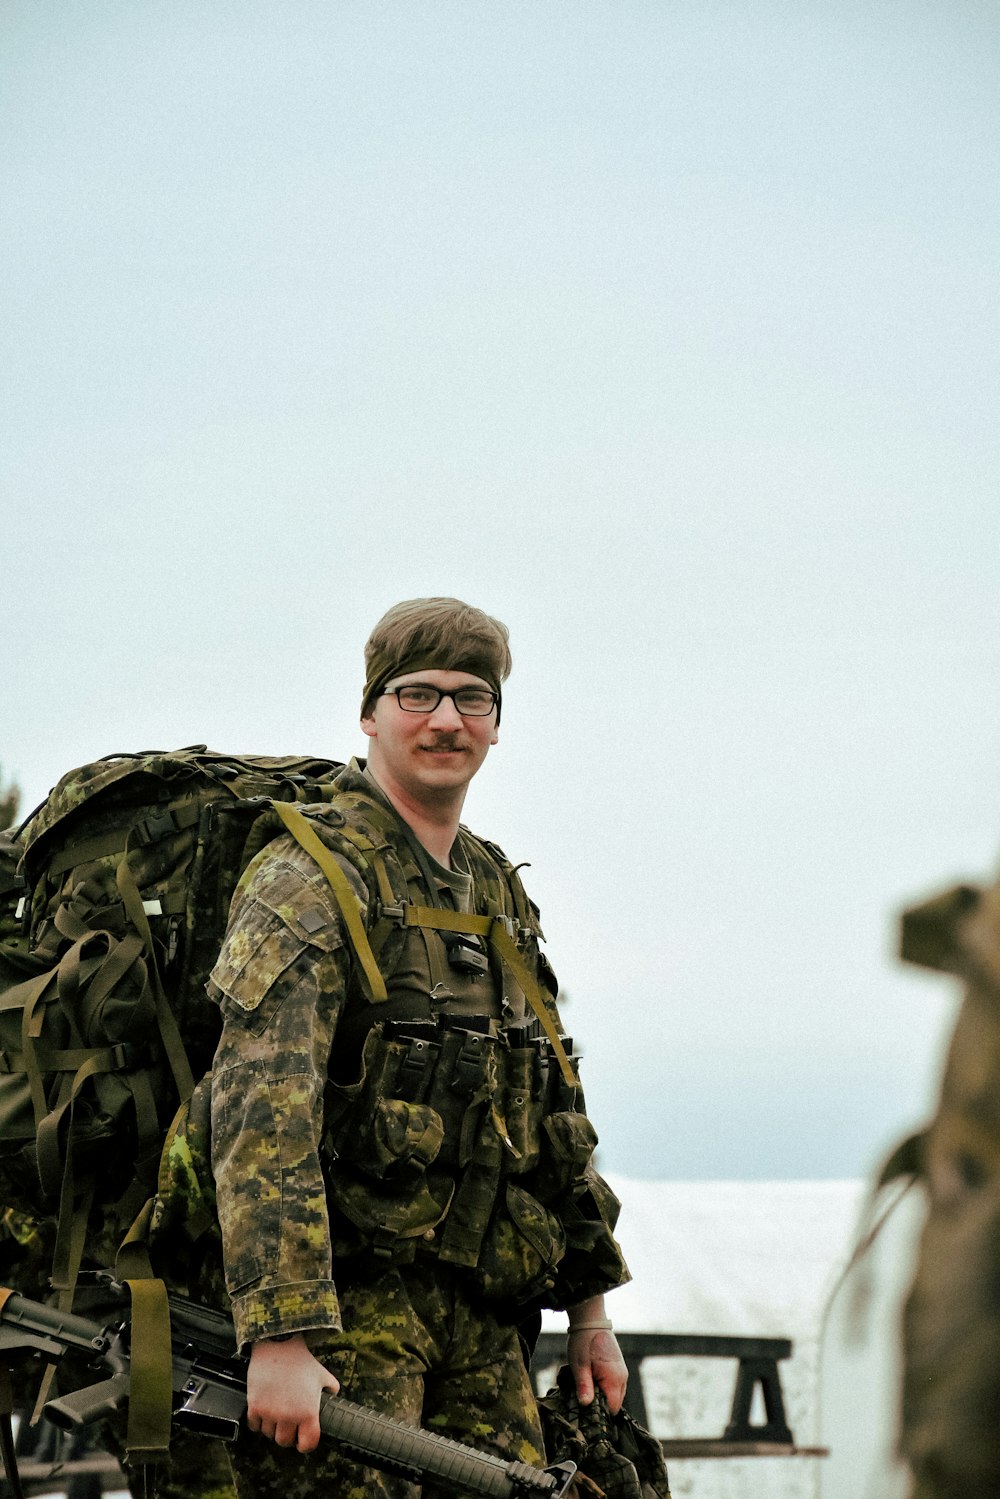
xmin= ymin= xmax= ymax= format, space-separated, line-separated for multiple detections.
xmin=228 ymin=1259 xmax=545 ymax=1499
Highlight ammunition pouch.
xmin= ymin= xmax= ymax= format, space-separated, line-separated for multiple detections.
xmin=423 ymin=1024 xmax=499 ymax=1171
xmin=472 ymin=1182 xmax=566 ymax=1302
xmin=327 ymin=1167 xmax=455 ymax=1261
xmin=323 ymin=1014 xmax=616 ymax=1303
xmin=324 ymin=1027 xmax=445 ymax=1184
xmin=535 ymin=1111 xmax=599 ymax=1204
xmin=498 ymin=1044 xmax=546 ymax=1176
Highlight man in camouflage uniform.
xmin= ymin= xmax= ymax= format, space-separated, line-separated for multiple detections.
xmin=208 ymin=598 xmax=631 ymax=1498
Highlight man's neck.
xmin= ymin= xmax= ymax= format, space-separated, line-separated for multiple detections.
xmin=364 ymin=766 xmax=464 ymax=867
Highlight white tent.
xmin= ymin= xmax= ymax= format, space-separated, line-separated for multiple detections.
xmin=541 ymin=1175 xmax=919 ymax=1499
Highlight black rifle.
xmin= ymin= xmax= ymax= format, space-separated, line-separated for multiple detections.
xmin=0 ymin=1281 xmax=576 ymax=1498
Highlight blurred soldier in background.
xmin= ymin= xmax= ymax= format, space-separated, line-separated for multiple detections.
xmin=895 ymin=877 xmax=1000 ymax=1498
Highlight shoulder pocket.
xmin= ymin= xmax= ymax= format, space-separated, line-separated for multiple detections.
xmin=211 ymin=866 xmax=345 ymax=1019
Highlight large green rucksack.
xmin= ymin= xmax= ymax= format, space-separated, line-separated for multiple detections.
xmin=0 ymin=747 xmax=343 ymax=1313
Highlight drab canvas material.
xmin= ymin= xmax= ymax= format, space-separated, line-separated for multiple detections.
xmin=896 ymin=877 xmax=1000 ymax=1498
xmin=0 ymin=749 xmax=343 ymax=1304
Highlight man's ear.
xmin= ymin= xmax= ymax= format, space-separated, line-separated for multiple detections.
xmin=361 ymin=714 xmax=377 ymax=741
xmin=490 ymin=725 xmax=499 ymax=746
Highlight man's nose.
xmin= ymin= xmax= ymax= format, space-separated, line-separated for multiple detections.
xmin=427 ymin=694 xmax=464 ymax=728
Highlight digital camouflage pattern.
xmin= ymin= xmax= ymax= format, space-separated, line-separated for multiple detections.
xmin=207 ymin=760 xmax=629 ymax=1351
xmin=538 ymin=1365 xmax=671 ymax=1499
xmin=897 ymin=877 xmax=1000 ymax=1498
xmin=0 ymin=748 xmax=341 ymax=1286
xmin=227 ymin=1259 xmax=545 ymax=1499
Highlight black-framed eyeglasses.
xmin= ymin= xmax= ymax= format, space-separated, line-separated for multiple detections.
xmin=384 ymin=683 xmax=498 ymax=717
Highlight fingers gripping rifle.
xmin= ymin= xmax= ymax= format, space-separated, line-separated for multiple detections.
xmin=0 ymin=1281 xmax=576 ymax=1498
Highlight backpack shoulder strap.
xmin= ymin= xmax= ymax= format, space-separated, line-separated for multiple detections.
xmin=269 ymin=801 xmax=389 ymax=1004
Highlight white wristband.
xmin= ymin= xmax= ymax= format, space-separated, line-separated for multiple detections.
xmin=567 ymin=1318 xmax=613 ymax=1332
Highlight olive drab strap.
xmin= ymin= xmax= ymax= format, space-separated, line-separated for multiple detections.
xmin=123 ymin=1276 xmax=173 ymax=1462
xmin=270 ymin=801 xmax=389 ymax=1003
xmin=400 ymin=906 xmax=577 ymax=1091
xmin=115 ymin=856 xmax=196 ymax=1103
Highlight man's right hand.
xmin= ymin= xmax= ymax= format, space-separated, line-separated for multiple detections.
xmin=247 ymin=1334 xmax=341 ymax=1452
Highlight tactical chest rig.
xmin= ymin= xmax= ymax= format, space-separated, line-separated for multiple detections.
xmin=269 ymin=795 xmax=627 ymax=1312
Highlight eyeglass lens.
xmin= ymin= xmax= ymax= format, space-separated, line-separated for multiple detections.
xmin=394 ymin=685 xmax=496 ymax=715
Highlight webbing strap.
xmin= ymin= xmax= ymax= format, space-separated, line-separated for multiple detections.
xmin=402 ymin=907 xmax=492 ymax=938
xmin=36 ymin=1046 xmax=137 ymax=1199
xmin=402 ymin=907 xmax=577 ymax=1089
xmin=2 ymin=1043 xmax=130 ymax=1073
xmin=272 ymin=802 xmax=388 ymax=1003
xmin=116 ymin=1197 xmax=156 ymax=1282
xmin=0 ymin=966 xmax=56 ymax=1015
xmin=17 ymin=969 xmax=60 ymax=1126
xmin=116 ymin=858 xmax=195 ymax=1102
xmin=124 ymin=1277 xmax=173 ymax=1460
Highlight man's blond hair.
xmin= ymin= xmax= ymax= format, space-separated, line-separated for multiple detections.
xmin=361 ymin=598 xmax=512 ymax=720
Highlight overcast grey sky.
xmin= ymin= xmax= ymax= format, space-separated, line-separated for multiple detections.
xmin=4 ymin=2 xmax=998 ymax=1181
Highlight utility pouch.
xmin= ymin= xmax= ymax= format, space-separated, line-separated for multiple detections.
xmin=383 ymin=1020 xmax=441 ymax=1104
xmin=551 ymin=1169 xmax=631 ymax=1308
xmin=424 ymin=1025 xmax=497 ymax=1171
xmin=535 ymin=1111 xmax=599 ymax=1204
xmin=324 ymin=1026 xmax=444 ymax=1183
xmin=472 ymin=1182 xmax=566 ymax=1304
xmin=366 ymin=1099 xmax=444 ymax=1179
xmin=498 ymin=1045 xmax=545 ymax=1176
xmin=327 ymin=1166 xmax=455 ymax=1261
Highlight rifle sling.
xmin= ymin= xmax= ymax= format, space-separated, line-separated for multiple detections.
xmin=124 ymin=1277 xmax=173 ymax=1461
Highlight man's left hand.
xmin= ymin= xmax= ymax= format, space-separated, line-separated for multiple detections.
xmin=567 ymin=1327 xmax=628 ymax=1415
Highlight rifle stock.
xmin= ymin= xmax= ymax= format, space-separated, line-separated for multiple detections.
xmin=0 ymin=1285 xmax=576 ymax=1499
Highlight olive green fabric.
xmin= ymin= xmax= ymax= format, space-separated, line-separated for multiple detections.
xmin=897 ymin=878 xmax=1000 ymax=1498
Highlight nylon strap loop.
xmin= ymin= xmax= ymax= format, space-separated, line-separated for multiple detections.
xmin=17 ymin=969 xmax=59 ymax=1126
xmin=124 ymin=1276 xmax=173 ymax=1461
xmin=116 ymin=1197 xmax=156 ymax=1282
xmin=272 ymin=802 xmax=388 ymax=1003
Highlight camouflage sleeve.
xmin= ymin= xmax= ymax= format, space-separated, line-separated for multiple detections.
xmin=208 ymin=835 xmax=365 ymax=1351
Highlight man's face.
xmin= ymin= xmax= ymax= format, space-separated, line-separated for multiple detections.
xmin=361 ymin=667 xmax=500 ymax=807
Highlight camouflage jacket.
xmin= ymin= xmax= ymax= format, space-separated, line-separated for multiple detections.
xmin=208 ymin=760 xmax=628 ymax=1350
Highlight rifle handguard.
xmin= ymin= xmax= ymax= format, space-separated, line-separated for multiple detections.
xmin=318 ymin=1390 xmax=577 ymax=1497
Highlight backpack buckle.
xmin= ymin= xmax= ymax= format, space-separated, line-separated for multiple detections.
xmin=375 ymin=902 xmax=406 ymax=925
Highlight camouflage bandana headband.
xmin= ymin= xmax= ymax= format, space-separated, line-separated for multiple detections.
xmin=361 ymin=651 xmax=503 ymax=723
